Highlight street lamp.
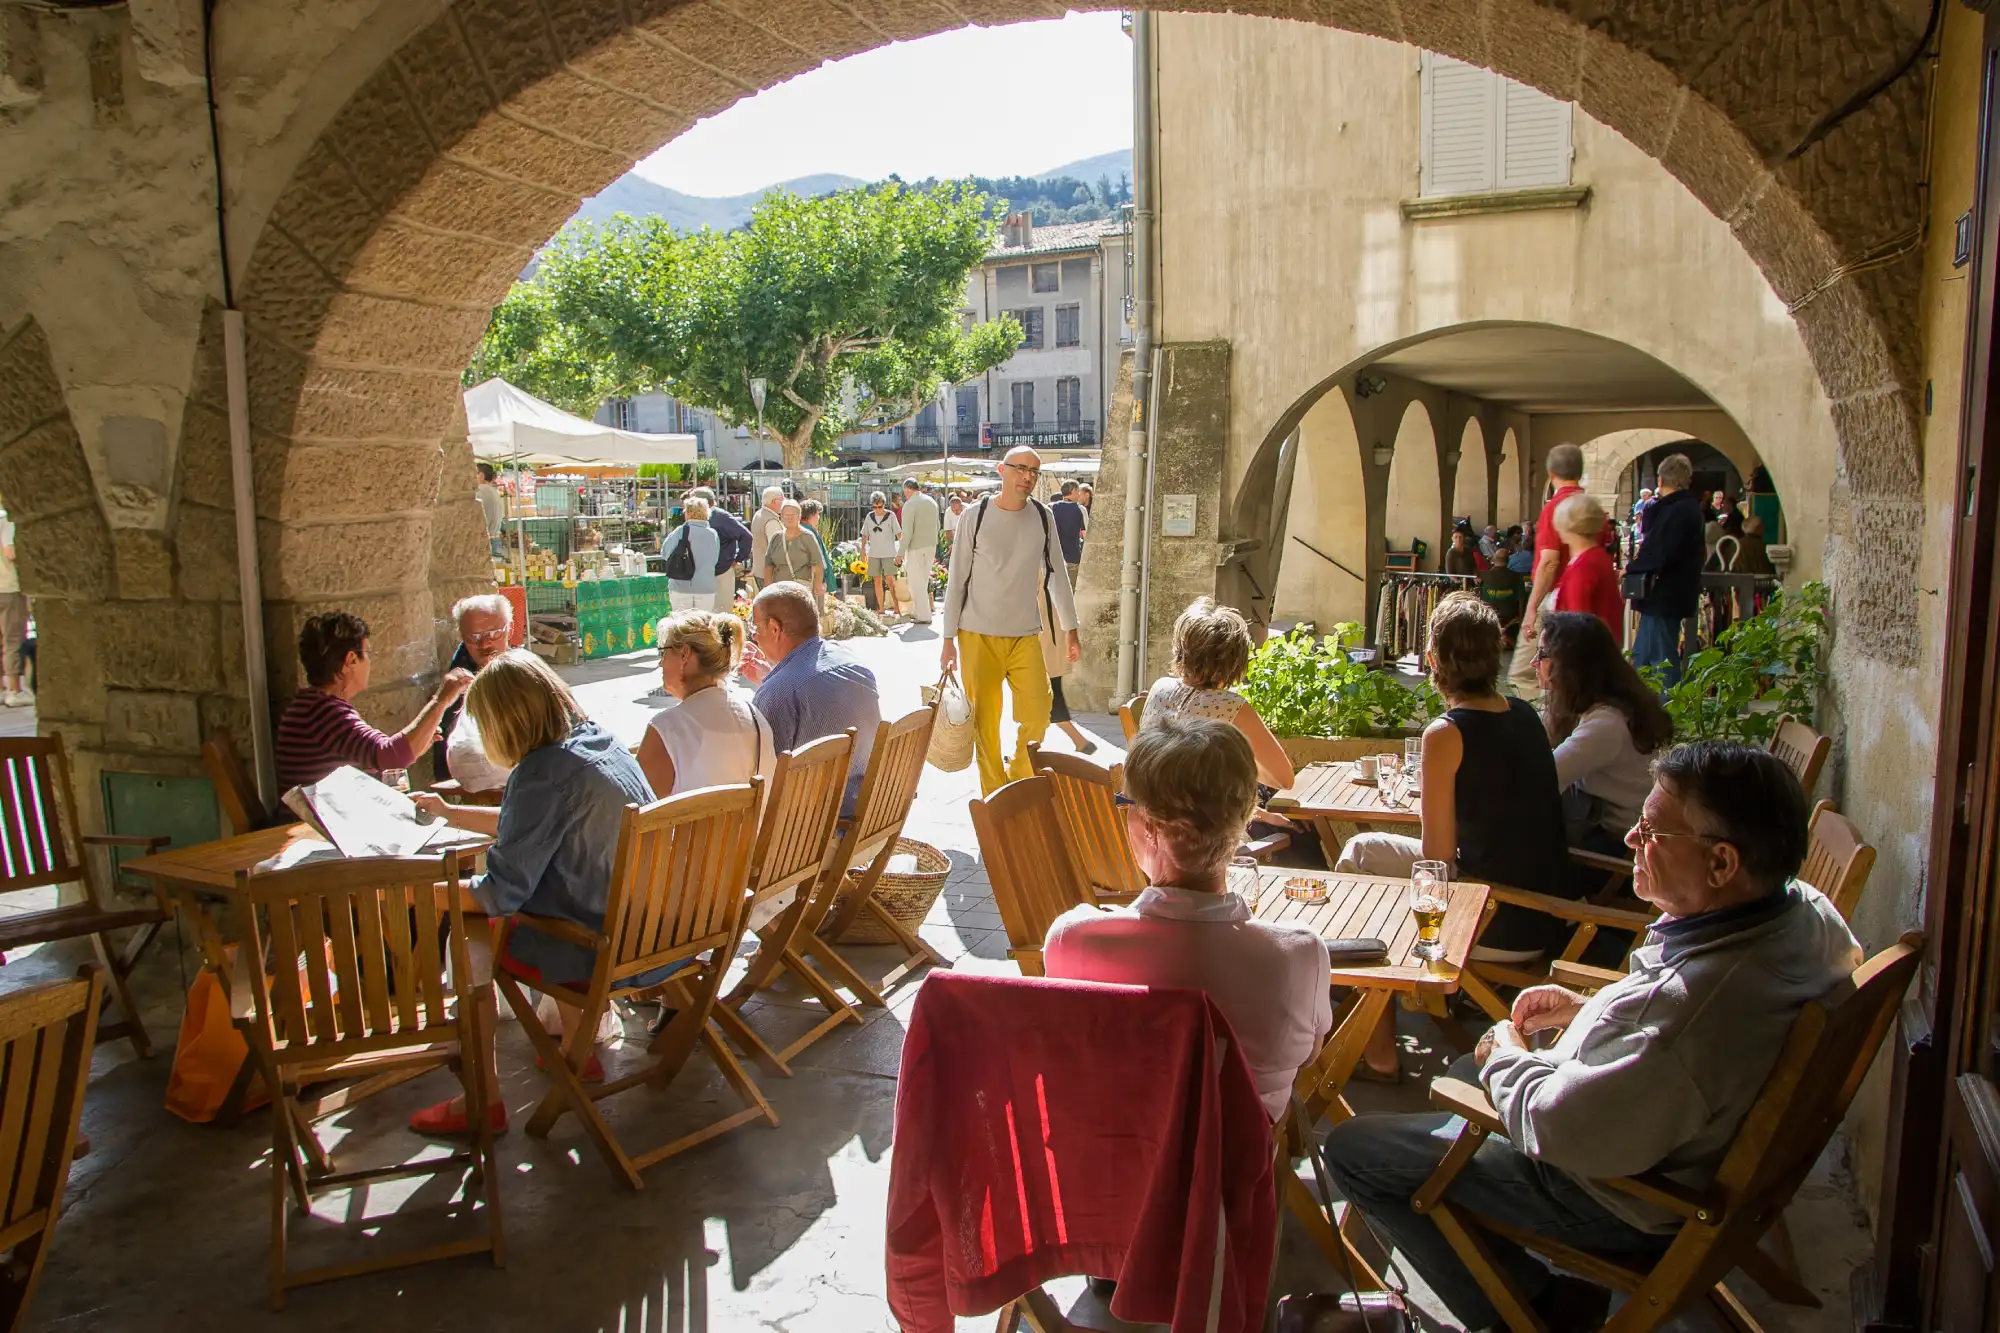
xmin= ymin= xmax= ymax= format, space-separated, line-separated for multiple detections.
xmin=936 ymin=380 xmax=953 ymax=481
xmin=749 ymin=376 xmax=768 ymax=471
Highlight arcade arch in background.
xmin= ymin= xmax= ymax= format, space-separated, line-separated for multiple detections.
xmin=1450 ymin=418 xmax=1488 ymax=529
xmin=1383 ymin=401 xmax=1441 ymax=563
xmin=1496 ymin=427 xmax=1522 ymax=530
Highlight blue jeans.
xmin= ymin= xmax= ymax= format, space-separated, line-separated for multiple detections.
xmin=1631 ymin=613 xmax=1686 ymax=688
xmin=1322 ymin=1057 xmax=1665 ymax=1329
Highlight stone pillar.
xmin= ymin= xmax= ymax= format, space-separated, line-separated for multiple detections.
xmin=1139 ymin=341 xmax=1230 ymax=689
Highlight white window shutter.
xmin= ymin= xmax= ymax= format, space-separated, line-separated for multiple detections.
xmin=1498 ymin=78 xmax=1572 ymax=189
xmin=1421 ymin=53 xmax=1496 ymax=198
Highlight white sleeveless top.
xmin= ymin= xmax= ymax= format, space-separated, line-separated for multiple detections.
xmin=645 ymin=684 xmax=776 ymax=804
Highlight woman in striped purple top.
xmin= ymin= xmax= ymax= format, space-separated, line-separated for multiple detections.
xmin=273 ymin=612 xmax=472 ymax=791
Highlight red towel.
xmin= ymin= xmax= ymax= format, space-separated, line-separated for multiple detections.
xmin=885 ymin=972 xmax=1276 ymax=1333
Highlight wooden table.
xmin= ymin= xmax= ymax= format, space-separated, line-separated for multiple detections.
xmin=1267 ymin=760 xmax=1420 ymax=854
xmin=1241 ymin=864 xmax=1487 ymax=1288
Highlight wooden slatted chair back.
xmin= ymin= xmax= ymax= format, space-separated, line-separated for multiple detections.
xmin=1768 ymin=715 xmax=1830 ymax=795
xmin=1027 ymin=744 xmax=1144 ymax=904
xmin=236 ymin=852 xmax=471 ymax=1061
xmin=748 ymin=733 xmax=853 ymax=911
xmin=843 ymin=706 xmax=936 ymax=858
xmin=969 ymin=776 xmax=1093 ymax=975
xmin=1624 ymin=933 xmax=1921 ymax=1316
xmin=1801 ymin=800 xmax=1876 ymax=922
xmin=0 ymin=738 xmax=84 ymax=897
xmin=203 ymin=728 xmax=265 ymax=836
xmin=599 ymin=783 xmax=760 ymax=986
xmin=0 ymin=967 xmax=99 ymax=1304
xmin=1118 ymin=690 xmax=1148 ymax=742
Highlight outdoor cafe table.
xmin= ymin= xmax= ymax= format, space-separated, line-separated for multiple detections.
xmin=1237 ymin=864 xmax=1488 ymax=1117
xmin=1267 ymin=759 xmax=1420 ymax=853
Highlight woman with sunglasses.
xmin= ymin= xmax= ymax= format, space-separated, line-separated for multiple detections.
xmin=1534 ymin=610 xmax=1672 ymax=856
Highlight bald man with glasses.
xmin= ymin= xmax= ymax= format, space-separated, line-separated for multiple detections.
xmin=938 ymin=446 xmax=1080 ymax=794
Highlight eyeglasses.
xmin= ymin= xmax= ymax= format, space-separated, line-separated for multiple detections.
xmin=1002 ymin=463 xmax=1042 ymax=480
xmin=1632 ymin=817 xmax=1722 ymax=847
xmin=465 ymin=628 xmax=509 ymax=644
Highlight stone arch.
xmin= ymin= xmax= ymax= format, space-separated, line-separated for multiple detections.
xmin=1496 ymin=427 xmax=1523 ymax=531
xmin=197 ymin=0 xmax=1927 ymax=694
xmin=1450 ymin=417 xmax=1488 ymax=528
xmin=1384 ymin=400 xmax=1442 ymax=567
xmin=1271 ymin=388 xmax=1369 ymax=629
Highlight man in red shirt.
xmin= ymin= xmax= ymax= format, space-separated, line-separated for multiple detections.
xmin=1507 ymin=444 xmax=1616 ymax=695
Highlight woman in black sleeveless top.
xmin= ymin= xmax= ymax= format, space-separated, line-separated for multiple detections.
xmin=1335 ymin=593 xmax=1570 ymax=1075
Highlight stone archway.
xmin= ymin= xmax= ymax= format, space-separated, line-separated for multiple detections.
xmin=1496 ymin=427 xmax=1523 ymax=530
xmin=221 ymin=0 xmax=1924 ymax=680
xmin=1451 ymin=417 xmax=1489 ymax=528
xmin=1384 ymin=401 xmax=1442 ymax=566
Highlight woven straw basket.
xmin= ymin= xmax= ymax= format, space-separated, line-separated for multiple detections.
xmin=830 ymin=838 xmax=951 ymax=945
xmin=921 ymin=680 xmax=975 ymax=772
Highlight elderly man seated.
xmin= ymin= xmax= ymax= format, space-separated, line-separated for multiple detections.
xmin=1323 ymin=741 xmax=1860 ymax=1333
xmin=438 ymin=592 xmax=515 ymax=794
xmin=746 ymin=581 xmax=881 ymax=815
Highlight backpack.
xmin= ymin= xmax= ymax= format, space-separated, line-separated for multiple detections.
xmin=664 ymin=525 xmax=697 ymax=581
xmin=958 ymin=496 xmax=1056 ymax=611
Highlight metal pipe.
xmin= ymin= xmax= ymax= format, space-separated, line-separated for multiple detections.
xmin=1115 ymin=8 xmax=1156 ymax=699
xmin=222 ymin=310 xmax=276 ymax=807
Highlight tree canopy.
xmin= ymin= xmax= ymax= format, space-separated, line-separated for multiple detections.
xmin=464 ymin=180 xmax=1021 ymax=468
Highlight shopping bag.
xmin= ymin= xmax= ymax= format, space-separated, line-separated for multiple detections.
xmin=164 ymin=945 xmax=269 ymax=1123
xmin=921 ymin=669 xmax=975 ymax=772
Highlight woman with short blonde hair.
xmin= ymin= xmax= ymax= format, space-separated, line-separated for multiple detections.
xmin=1043 ymin=717 xmax=1332 ymax=1121
xmin=408 ymin=648 xmax=654 ymax=1136
xmin=1143 ymin=596 xmax=1294 ymax=789
xmin=639 ymin=609 xmax=775 ymax=802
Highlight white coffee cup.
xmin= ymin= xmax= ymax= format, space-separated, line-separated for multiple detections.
xmin=1356 ymin=754 xmax=1378 ymax=781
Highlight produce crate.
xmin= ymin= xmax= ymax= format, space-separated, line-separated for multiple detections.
xmin=524 ymin=581 xmax=574 ymax=614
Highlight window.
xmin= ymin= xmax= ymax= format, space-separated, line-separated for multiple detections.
xmin=1055 ymin=303 xmax=1082 ymax=348
xmin=956 ymin=386 xmax=981 ymax=443
xmin=1419 ymin=52 xmax=1572 ymax=198
xmin=1055 ymin=377 xmax=1082 ymax=427
xmin=1011 ymin=381 xmax=1036 ymax=428
xmin=1009 ymin=307 xmax=1044 ymax=350
xmin=1031 ymin=263 xmax=1060 ymax=293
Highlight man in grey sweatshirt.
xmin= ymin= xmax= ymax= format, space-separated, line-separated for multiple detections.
xmin=1325 ymin=742 xmax=1861 ymax=1332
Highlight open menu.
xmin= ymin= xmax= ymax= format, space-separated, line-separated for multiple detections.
xmin=281 ymin=766 xmax=488 ymax=859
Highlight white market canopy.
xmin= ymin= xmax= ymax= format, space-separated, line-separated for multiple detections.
xmin=882 ymin=456 xmax=997 ymax=475
xmin=1040 ymin=457 xmax=1100 ymax=475
xmin=463 ymin=378 xmax=696 ymax=467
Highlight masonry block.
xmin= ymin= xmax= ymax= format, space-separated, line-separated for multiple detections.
xmin=99 ymin=601 xmax=220 ymax=693
xmin=453 ymin=0 xmax=565 ymax=102
xmin=496 ymin=69 xmax=686 ymax=159
xmin=17 ymin=504 xmax=111 ymax=600
xmin=0 ymin=320 xmax=67 ymax=444
xmin=105 ymin=690 xmax=202 ymax=755
xmin=344 ymin=219 xmax=535 ymax=307
xmin=259 ymin=141 xmax=379 ymax=277
xmin=176 ymin=502 xmax=240 ymax=602
xmin=272 ymin=442 xmax=445 ymax=522
xmin=387 ymin=159 xmax=581 ymax=249
xmin=567 ymin=30 xmax=741 ymax=116
xmin=0 ymin=419 xmax=98 ymax=519
xmin=114 ymin=529 xmax=175 ymax=599
xmin=391 ymin=15 xmax=493 ymax=149
xmin=262 ymin=515 xmax=434 ymax=602
xmin=30 ymin=599 xmax=106 ymax=724
xmin=638 ymin=4 xmax=814 ymax=90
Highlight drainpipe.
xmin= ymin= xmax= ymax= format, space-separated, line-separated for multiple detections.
xmin=1115 ymin=8 xmax=1156 ymax=700
xmin=205 ymin=2 xmax=276 ymax=807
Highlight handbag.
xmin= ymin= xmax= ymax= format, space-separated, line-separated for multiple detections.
xmin=1272 ymin=1095 xmax=1419 ymax=1333
xmin=1620 ymin=569 xmax=1656 ymax=602
xmin=921 ymin=668 xmax=975 ymax=772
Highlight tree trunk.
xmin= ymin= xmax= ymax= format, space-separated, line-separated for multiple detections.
xmin=780 ymin=430 xmax=814 ymax=470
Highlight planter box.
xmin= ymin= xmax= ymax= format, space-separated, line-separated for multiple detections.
xmin=1276 ymin=735 xmax=1406 ymax=767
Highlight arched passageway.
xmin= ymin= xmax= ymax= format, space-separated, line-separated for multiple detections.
xmin=1383 ymin=403 xmax=1442 ymax=566
xmin=1451 ymin=418 xmax=1489 ymax=529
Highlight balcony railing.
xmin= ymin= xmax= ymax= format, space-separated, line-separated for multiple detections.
xmin=984 ymin=420 xmax=1098 ymax=449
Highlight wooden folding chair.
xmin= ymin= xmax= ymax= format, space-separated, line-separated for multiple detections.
xmin=493 ymin=783 xmax=768 ymax=1190
xmin=796 ymin=706 xmax=941 ymax=1008
xmin=233 ymin=851 xmax=503 ymax=1308
xmin=718 ymin=731 xmax=856 ymax=1074
xmin=0 ymin=966 xmax=101 ymax=1333
xmin=203 ymin=727 xmax=267 ymax=836
xmin=969 ymin=775 xmax=1095 ymax=976
xmin=1027 ymin=743 xmax=1145 ymax=905
xmin=1413 ymin=932 xmax=1922 ymax=1333
xmin=1801 ymin=800 xmax=1875 ymax=921
xmin=1767 ymin=715 xmax=1829 ymax=796
xmin=1458 ymin=886 xmax=1658 ymax=1023
xmin=1117 ymin=689 xmax=1148 ymax=742
xmin=0 ymin=736 xmax=168 ymax=1057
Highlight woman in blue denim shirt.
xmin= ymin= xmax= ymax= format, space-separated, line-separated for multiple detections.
xmin=410 ymin=649 xmax=654 ymax=1136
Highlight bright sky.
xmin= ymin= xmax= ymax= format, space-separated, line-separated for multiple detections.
xmin=633 ymin=13 xmax=1133 ymax=197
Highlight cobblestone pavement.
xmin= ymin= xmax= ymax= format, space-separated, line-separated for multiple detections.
xmin=13 ymin=627 xmax=1865 ymax=1331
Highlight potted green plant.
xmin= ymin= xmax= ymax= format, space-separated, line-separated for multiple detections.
xmin=1239 ymin=622 xmax=1446 ymax=766
xmin=1642 ymin=580 xmax=1828 ymax=743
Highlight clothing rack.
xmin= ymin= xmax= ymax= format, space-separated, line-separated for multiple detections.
xmin=1373 ymin=570 xmax=1478 ymax=661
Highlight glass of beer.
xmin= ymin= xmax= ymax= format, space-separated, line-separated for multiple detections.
xmin=1230 ymin=856 xmax=1262 ymax=912
xmin=1410 ymin=859 xmax=1449 ymax=961
xmin=1404 ymin=737 xmax=1423 ymax=793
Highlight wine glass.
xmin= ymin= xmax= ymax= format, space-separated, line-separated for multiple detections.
xmin=1410 ymin=860 xmax=1449 ymax=961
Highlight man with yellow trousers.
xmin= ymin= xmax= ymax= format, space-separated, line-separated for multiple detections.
xmin=939 ymin=447 xmax=1081 ymax=794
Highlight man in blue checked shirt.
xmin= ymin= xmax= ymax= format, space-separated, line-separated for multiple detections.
xmin=744 ymin=581 xmax=880 ymax=815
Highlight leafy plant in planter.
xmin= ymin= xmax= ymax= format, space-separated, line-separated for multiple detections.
xmin=1641 ymin=580 xmax=1829 ymax=744
xmin=1240 ymin=623 xmax=1445 ymax=738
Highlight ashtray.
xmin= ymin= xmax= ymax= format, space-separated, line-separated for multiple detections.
xmin=1283 ymin=877 xmax=1329 ymax=905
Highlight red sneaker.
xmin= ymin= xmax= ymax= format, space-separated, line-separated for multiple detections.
xmin=536 ymin=1051 xmax=605 ymax=1082
xmin=407 ymin=1098 xmax=507 ymax=1137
